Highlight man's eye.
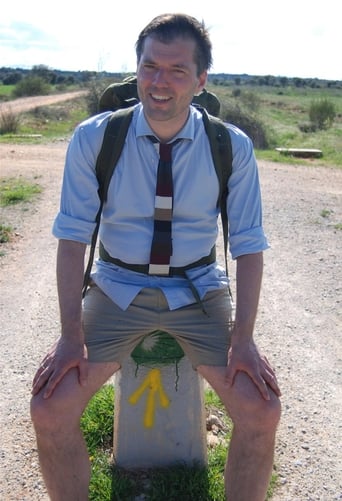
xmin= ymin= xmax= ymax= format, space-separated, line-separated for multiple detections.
xmin=173 ymin=68 xmax=186 ymax=75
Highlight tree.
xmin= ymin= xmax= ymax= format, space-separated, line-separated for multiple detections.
xmin=31 ymin=65 xmax=57 ymax=84
xmin=3 ymin=72 xmax=22 ymax=85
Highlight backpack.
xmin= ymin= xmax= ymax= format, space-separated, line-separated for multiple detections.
xmin=82 ymin=85 xmax=232 ymax=296
xmin=98 ymin=75 xmax=221 ymax=117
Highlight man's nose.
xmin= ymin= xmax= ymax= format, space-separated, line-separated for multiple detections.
xmin=152 ymin=69 xmax=169 ymax=85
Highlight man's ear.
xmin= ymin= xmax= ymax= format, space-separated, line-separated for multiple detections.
xmin=196 ymin=71 xmax=208 ymax=93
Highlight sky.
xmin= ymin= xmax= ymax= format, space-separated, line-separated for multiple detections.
xmin=1 ymin=0 xmax=341 ymax=80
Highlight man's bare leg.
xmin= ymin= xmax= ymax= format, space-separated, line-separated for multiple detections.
xmin=198 ymin=366 xmax=281 ymax=501
xmin=30 ymin=361 xmax=119 ymax=501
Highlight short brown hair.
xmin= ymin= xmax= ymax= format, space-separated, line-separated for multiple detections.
xmin=135 ymin=13 xmax=213 ymax=76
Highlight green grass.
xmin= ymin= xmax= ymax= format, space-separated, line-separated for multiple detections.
xmin=0 ymin=177 xmax=42 ymax=206
xmin=81 ymin=384 xmax=114 ymax=456
xmin=0 ymin=84 xmax=15 ymax=98
xmin=18 ymin=97 xmax=88 ymax=141
xmin=0 ymin=223 xmax=12 ymax=243
xmin=209 ymin=83 xmax=342 ymax=167
xmin=81 ymin=385 xmax=278 ymax=500
xmin=0 ymin=177 xmax=42 ymax=255
xmin=0 ymin=96 xmax=88 ymax=143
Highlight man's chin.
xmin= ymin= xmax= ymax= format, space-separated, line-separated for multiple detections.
xmin=143 ymin=106 xmax=174 ymax=122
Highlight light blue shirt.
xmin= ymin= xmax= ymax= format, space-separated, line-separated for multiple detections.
xmin=53 ymin=104 xmax=269 ymax=310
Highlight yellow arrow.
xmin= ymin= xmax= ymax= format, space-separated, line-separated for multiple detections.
xmin=128 ymin=368 xmax=170 ymax=428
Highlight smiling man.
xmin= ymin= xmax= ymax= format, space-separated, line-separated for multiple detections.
xmin=30 ymin=13 xmax=281 ymax=500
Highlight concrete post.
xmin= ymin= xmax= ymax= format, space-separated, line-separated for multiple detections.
xmin=113 ymin=331 xmax=207 ymax=468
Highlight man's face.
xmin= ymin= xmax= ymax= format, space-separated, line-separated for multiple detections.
xmin=136 ymin=36 xmax=207 ymax=125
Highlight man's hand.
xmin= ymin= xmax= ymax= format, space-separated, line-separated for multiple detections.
xmin=225 ymin=338 xmax=281 ymax=400
xmin=31 ymin=336 xmax=88 ymax=399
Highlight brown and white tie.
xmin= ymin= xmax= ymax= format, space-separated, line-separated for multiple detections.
xmin=148 ymin=138 xmax=179 ymax=275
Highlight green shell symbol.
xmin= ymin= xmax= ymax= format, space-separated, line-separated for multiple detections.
xmin=131 ymin=330 xmax=184 ymax=368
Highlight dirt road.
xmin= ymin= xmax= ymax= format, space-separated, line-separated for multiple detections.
xmin=1 ymin=90 xmax=87 ymax=114
xmin=0 ymin=140 xmax=341 ymax=500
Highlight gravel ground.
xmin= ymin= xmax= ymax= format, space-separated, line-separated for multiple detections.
xmin=0 ymin=138 xmax=341 ymax=500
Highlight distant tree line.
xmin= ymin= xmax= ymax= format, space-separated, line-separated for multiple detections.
xmin=208 ymin=73 xmax=341 ymax=89
xmin=0 ymin=65 xmax=98 ymax=86
xmin=0 ymin=65 xmax=338 ymax=142
xmin=1 ymin=65 xmax=341 ymax=92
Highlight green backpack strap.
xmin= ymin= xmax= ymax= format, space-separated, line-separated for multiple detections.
xmin=199 ymin=107 xmax=233 ymax=278
xmin=82 ymin=107 xmax=135 ymax=296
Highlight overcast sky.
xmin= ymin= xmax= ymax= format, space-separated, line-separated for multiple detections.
xmin=1 ymin=0 xmax=340 ymax=80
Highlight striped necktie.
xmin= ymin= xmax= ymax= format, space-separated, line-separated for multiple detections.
xmin=148 ymin=138 xmax=179 ymax=275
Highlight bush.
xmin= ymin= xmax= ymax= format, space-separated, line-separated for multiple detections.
xmin=298 ymin=122 xmax=318 ymax=133
xmin=309 ymin=98 xmax=336 ymax=130
xmin=0 ymin=105 xmax=20 ymax=134
xmin=85 ymin=79 xmax=106 ymax=116
xmin=221 ymin=104 xmax=269 ymax=149
xmin=12 ymin=76 xmax=50 ymax=98
xmin=30 ymin=105 xmax=69 ymax=121
xmin=239 ymin=90 xmax=261 ymax=113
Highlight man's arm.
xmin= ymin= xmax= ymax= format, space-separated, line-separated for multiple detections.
xmin=57 ymin=239 xmax=86 ymax=337
xmin=31 ymin=239 xmax=88 ymax=398
xmin=225 ymin=252 xmax=281 ymax=399
xmin=234 ymin=252 xmax=263 ymax=338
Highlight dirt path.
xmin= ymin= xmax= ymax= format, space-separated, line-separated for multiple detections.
xmin=1 ymin=90 xmax=87 ymax=114
xmin=0 ymin=141 xmax=341 ymax=500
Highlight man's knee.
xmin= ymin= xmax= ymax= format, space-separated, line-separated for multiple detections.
xmin=250 ymin=389 xmax=281 ymax=432
xmin=31 ymin=393 xmax=55 ymax=432
xmin=30 ymin=392 xmax=75 ymax=433
xmin=229 ymin=372 xmax=281 ymax=432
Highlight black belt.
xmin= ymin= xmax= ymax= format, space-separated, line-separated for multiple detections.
xmin=99 ymin=241 xmax=216 ymax=276
xmin=99 ymin=242 xmax=216 ymax=316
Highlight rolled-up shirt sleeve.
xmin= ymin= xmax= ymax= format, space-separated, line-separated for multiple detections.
xmin=52 ymin=113 xmax=110 ymax=243
xmin=226 ymin=124 xmax=269 ymax=259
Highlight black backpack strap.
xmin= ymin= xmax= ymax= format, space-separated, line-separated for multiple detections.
xmin=199 ymin=107 xmax=233 ymax=278
xmin=82 ymin=107 xmax=135 ymax=297
xmin=96 ymin=107 xmax=135 ymax=202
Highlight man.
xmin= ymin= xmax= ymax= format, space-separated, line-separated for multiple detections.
xmin=31 ymin=13 xmax=281 ymax=501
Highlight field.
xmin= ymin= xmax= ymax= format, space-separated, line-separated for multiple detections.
xmin=209 ymin=82 xmax=342 ymax=166
xmin=0 ymin=79 xmax=341 ymax=167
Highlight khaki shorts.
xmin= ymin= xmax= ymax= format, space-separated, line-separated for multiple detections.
xmin=83 ymin=284 xmax=233 ymax=368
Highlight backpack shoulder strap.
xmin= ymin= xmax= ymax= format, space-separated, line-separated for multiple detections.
xmin=96 ymin=107 xmax=135 ymax=201
xmin=82 ymin=107 xmax=134 ymax=296
xmin=200 ymin=107 xmax=233 ymax=277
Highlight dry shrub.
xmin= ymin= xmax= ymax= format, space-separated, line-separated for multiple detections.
xmin=0 ymin=105 xmax=20 ymax=134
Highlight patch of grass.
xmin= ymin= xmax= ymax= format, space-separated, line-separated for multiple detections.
xmin=0 ymin=223 xmax=12 ymax=243
xmin=0 ymin=177 xmax=42 ymax=206
xmin=89 ymin=452 xmax=113 ymax=500
xmin=320 ymin=208 xmax=332 ymax=218
xmin=81 ymin=384 xmax=278 ymax=500
xmin=0 ymin=84 xmax=15 ymax=99
xmin=146 ymin=463 xmax=209 ymax=500
xmin=81 ymin=384 xmax=114 ymax=455
xmin=0 ymin=97 xmax=88 ymax=144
